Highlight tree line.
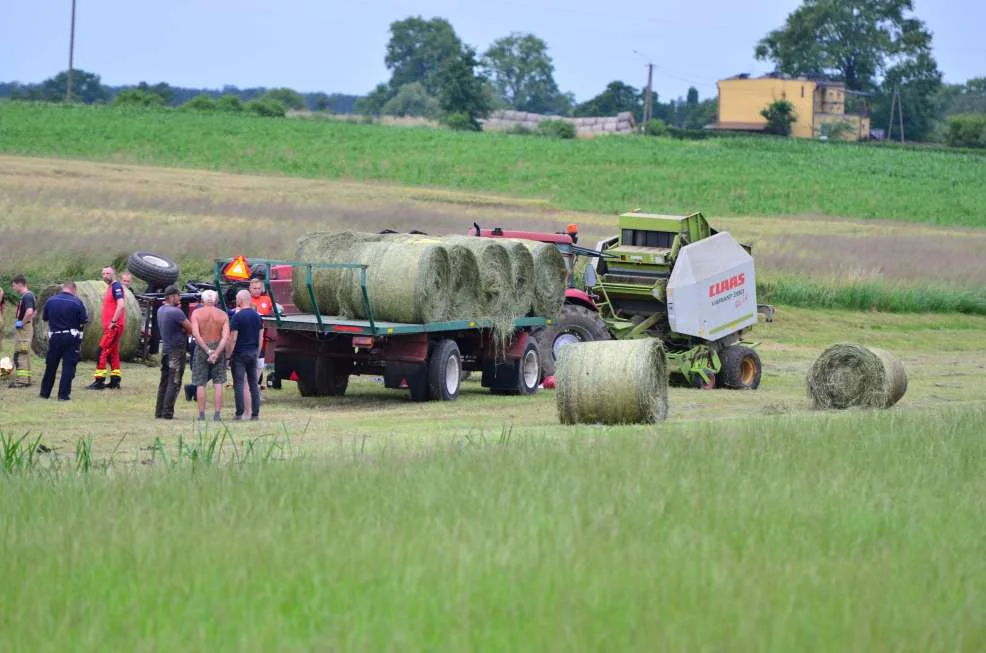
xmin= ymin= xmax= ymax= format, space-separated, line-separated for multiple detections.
xmin=2 ymin=0 xmax=983 ymax=144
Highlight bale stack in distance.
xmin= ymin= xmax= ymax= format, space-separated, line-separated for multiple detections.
xmin=556 ymin=339 xmax=669 ymax=425
xmin=807 ymin=343 xmax=908 ymax=409
xmin=522 ymin=241 xmax=567 ymax=317
xmin=31 ymin=281 xmax=141 ymax=361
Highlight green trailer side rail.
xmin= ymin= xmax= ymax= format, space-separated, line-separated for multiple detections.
xmin=214 ymin=258 xmax=550 ymax=337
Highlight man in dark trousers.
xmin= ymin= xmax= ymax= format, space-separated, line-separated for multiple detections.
xmin=9 ymin=274 xmax=36 ymax=388
xmin=227 ymin=289 xmax=264 ymax=421
xmin=39 ymin=281 xmax=89 ymax=401
xmin=154 ymin=286 xmax=192 ymax=420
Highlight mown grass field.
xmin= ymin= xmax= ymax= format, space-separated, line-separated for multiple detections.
xmin=1 ymin=101 xmax=985 ymax=226
xmin=1 ymin=99 xmax=986 ymax=649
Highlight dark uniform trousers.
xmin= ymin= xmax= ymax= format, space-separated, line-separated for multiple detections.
xmin=40 ymin=333 xmax=82 ymax=400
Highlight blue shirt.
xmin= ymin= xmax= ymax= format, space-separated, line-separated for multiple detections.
xmin=230 ymin=308 xmax=263 ymax=354
xmin=157 ymin=304 xmax=188 ymax=354
xmin=43 ymin=292 xmax=89 ymax=332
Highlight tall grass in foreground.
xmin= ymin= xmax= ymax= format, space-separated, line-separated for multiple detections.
xmin=2 ymin=407 xmax=985 ymax=651
xmin=1 ymin=102 xmax=984 ymax=226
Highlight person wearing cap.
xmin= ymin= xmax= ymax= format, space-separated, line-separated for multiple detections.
xmin=154 ymin=285 xmax=192 ymax=420
xmin=39 ymin=281 xmax=88 ymax=401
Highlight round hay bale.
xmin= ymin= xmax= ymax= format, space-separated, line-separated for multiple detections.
xmin=31 ymin=281 xmax=141 ymax=361
xmin=443 ymin=236 xmax=517 ymax=339
xmin=292 ymin=231 xmax=361 ymax=315
xmin=336 ymin=239 xmax=452 ymax=324
xmin=556 ymin=339 xmax=668 ymax=424
xmin=501 ymin=238 xmax=536 ymax=316
xmin=807 ymin=343 xmax=907 ymax=409
xmin=521 ymin=241 xmax=566 ymax=317
xmin=357 ymin=232 xmax=480 ymax=320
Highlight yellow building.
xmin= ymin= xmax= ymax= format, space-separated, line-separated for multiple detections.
xmin=711 ymin=75 xmax=870 ymax=141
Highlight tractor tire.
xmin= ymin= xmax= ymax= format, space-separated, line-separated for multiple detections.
xmin=127 ymin=251 xmax=180 ymax=289
xmin=719 ymin=345 xmax=762 ymax=390
xmin=533 ymin=303 xmax=610 ymax=377
xmin=428 ymin=339 xmax=462 ymax=401
xmin=297 ymin=357 xmax=349 ymax=397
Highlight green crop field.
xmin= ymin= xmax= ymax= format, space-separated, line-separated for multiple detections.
xmin=1 ymin=101 xmax=985 ymax=226
xmin=2 ymin=99 xmax=986 ymax=651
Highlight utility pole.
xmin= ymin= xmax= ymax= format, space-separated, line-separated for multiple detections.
xmin=642 ymin=62 xmax=654 ymax=126
xmin=886 ymin=86 xmax=904 ymax=143
xmin=66 ymin=0 xmax=77 ymax=102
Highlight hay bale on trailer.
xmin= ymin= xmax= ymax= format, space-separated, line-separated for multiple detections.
xmin=292 ymin=231 xmax=361 ymax=315
xmin=31 ymin=281 xmax=141 ymax=361
xmin=556 ymin=339 xmax=669 ymax=425
xmin=335 ymin=239 xmax=453 ymax=324
xmin=807 ymin=343 xmax=908 ymax=409
xmin=500 ymin=238 xmax=536 ymax=316
xmin=521 ymin=241 xmax=567 ymax=317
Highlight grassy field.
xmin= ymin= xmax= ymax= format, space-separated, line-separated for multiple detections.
xmin=1 ymin=102 xmax=985 ymax=226
xmin=2 ymin=156 xmax=985 ymax=314
xmin=3 ymin=407 xmax=986 ymax=651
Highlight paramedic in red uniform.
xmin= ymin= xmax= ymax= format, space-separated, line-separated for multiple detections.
xmin=87 ymin=266 xmax=127 ymax=390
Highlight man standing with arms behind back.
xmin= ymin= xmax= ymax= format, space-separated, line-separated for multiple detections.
xmin=88 ymin=266 xmax=127 ymax=390
xmin=154 ymin=286 xmax=192 ymax=420
xmin=39 ymin=281 xmax=88 ymax=401
xmin=190 ymin=289 xmax=230 ymax=422
xmin=227 ymin=289 xmax=263 ymax=421
xmin=9 ymin=275 xmax=35 ymax=388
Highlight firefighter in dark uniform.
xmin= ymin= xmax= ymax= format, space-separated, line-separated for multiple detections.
xmin=40 ymin=281 xmax=89 ymax=401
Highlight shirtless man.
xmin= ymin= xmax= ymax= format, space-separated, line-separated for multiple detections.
xmin=189 ymin=289 xmax=230 ymax=421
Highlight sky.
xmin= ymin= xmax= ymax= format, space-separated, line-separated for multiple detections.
xmin=1 ymin=0 xmax=982 ymax=103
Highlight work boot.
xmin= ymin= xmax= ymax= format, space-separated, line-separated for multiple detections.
xmin=86 ymin=378 xmax=106 ymax=390
xmin=107 ymin=377 xmax=121 ymax=390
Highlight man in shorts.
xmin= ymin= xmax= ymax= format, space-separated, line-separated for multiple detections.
xmin=189 ymin=289 xmax=230 ymax=421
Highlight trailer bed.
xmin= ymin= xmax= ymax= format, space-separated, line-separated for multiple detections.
xmin=264 ymin=314 xmax=549 ymax=336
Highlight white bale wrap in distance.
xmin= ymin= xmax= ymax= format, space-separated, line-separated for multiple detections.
xmin=556 ymin=338 xmax=669 ymax=425
xmin=807 ymin=343 xmax=908 ymax=409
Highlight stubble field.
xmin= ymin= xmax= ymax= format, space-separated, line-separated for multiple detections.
xmin=1 ymin=111 xmax=985 ymax=651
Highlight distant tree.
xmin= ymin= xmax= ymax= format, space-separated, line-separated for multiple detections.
xmin=262 ymin=87 xmax=305 ymax=111
xmin=113 ymin=88 xmax=164 ymax=107
xmin=246 ymin=97 xmax=286 ymax=117
xmin=136 ymin=81 xmax=174 ymax=105
xmin=382 ymin=82 xmax=441 ymax=118
xmin=181 ymin=94 xmax=218 ymax=111
xmin=216 ymin=94 xmax=244 ymax=112
xmin=573 ymin=81 xmax=641 ymax=120
xmin=386 ymin=16 xmax=465 ymax=97
xmin=686 ymin=86 xmax=699 ymax=106
xmin=437 ymin=46 xmax=492 ymax=130
xmin=936 ymin=77 xmax=986 ymax=118
xmin=355 ymin=83 xmax=392 ymax=115
xmin=871 ymin=51 xmax=942 ymax=141
xmin=761 ymin=99 xmax=797 ymax=135
xmin=308 ymin=92 xmax=332 ymax=112
xmin=481 ymin=32 xmax=569 ymax=114
xmin=37 ymin=69 xmax=109 ymax=104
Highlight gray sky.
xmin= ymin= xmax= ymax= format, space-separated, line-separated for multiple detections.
xmin=2 ymin=1 xmax=981 ymax=102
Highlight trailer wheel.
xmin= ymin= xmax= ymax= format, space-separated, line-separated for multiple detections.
xmin=127 ymin=251 xmax=180 ymax=288
xmin=297 ymin=357 xmax=349 ymax=396
xmin=533 ymin=303 xmax=610 ymax=377
xmin=488 ymin=339 xmax=541 ymax=396
xmin=428 ymin=339 xmax=462 ymax=401
xmin=719 ymin=346 xmax=762 ymax=390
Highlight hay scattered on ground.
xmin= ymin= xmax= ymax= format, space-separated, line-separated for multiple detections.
xmin=556 ymin=338 xmax=669 ymax=425
xmin=31 ymin=281 xmax=141 ymax=361
xmin=336 ymin=239 xmax=452 ymax=324
xmin=807 ymin=343 xmax=908 ymax=409
xmin=522 ymin=241 xmax=567 ymax=317
xmin=502 ymin=238 xmax=536 ymax=316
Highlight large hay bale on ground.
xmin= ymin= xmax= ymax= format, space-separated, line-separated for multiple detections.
xmin=807 ymin=343 xmax=908 ymax=409
xmin=501 ymin=238 xmax=536 ymax=316
xmin=31 ymin=281 xmax=141 ymax=361
xmin=336 ymin=239 xmax=452 ymax=324
xmin=522 ymin=241 xmax=567 ymax=317
xmin=556 ymin=339 xmax=669 ymax=425
xmin=292 ymin=231 xmax=361 ymax=315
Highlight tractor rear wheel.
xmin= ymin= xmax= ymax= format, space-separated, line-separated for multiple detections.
xmin=533 ymin=303 xmax=610 ymax=377
xmin=719 ymin=345 xmax=762 ymax=390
